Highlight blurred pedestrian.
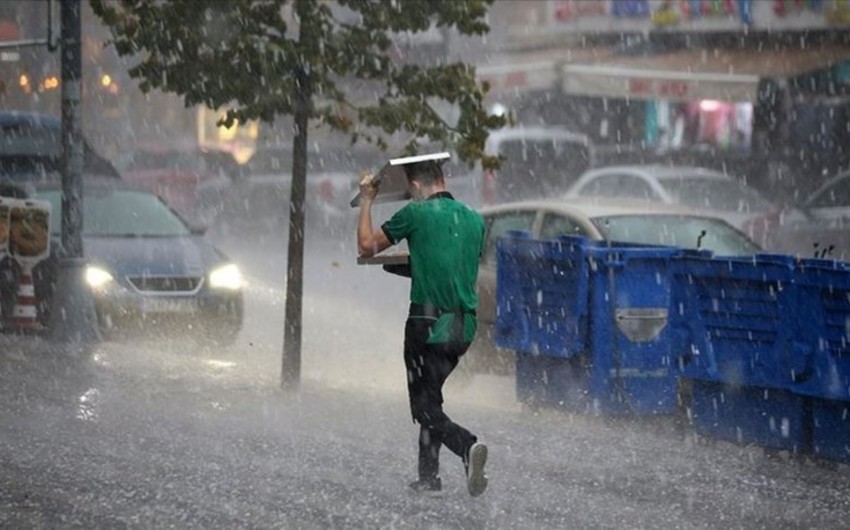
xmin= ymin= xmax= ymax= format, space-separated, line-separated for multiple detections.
xmin=356 ymin=157 xmax=489 ymax=497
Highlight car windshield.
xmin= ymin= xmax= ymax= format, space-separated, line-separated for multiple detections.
xmin=661 ymin=177 xmax=773 ymax=212
xmin=592 ymin=214 xmax=760 ymax=255
xmin=37 ymin=189 xmax=191 ymax=237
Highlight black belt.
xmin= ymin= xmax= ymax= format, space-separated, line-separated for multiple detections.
xmin=408 ymin=303 xmax=476 ymax=319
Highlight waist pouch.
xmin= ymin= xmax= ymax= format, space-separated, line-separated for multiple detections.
xmin=409 ymin=303 xmax=476 ymax=343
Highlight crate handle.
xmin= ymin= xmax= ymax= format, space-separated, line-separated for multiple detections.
xmin=615 ymin=308 xmax=668 ymax=342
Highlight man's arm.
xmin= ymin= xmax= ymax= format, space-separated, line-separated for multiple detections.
xmin=357 ymin=174 xmax=392 ymax=258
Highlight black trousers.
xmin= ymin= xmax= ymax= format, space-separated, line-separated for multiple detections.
xmin=403 ymin=317 xmax=477 ymax=481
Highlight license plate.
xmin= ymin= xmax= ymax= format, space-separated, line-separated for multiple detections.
xmin=141 ymin=297 xmax=197 ymax=314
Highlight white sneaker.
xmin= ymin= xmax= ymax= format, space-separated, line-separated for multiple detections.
xmin=465 ymin=442 xmax=489 ymax=497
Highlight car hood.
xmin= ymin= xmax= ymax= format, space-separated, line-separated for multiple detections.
xmin=83 ymin=235 xmax=225 ymax=278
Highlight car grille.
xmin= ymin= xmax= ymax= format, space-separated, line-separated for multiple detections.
xmin=128 ymin=276 xmax=201 ymax=293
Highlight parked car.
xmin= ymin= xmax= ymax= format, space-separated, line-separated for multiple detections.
xmin=802 ymin=168 xmax=850 ymax=226
xmin=467 ymin=198 xmax=761 ymax=375
xmin=15 ymin=179 xmax=245 ymax=345
xmin=564 ymin=165 xmax=803 ymax=248
xmin=0 ymin=110 xmax=120 ymax=180
xmin=121 ymin=147 xmax=241 ymax=223
xmin=769 ymin=168 xmax=850 ymax=260
xmin=475 ymin=126 xmax=594 ymax=207
xmin=197 ymin=145 xmax=378 ymax=236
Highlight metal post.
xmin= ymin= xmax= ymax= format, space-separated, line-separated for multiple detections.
xmin=48 ymin=0 xmax=100 ymax=351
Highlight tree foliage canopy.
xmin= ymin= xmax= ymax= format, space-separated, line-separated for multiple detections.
xmin=91 ymin=0 xmax=505 ymax=168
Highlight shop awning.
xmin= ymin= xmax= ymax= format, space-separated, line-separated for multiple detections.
xmin=477 ymin=47 xmax=617 ymax=98
xmin=560 ymin=45 xmax=850 ymax=102
xmin=477 ymin=44 xmax=850 ymax=103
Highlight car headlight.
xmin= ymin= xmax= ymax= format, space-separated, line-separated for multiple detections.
xmin=209 ymin=263 xmax=242 ymax=290
xmin=86 ymin=266 xmax=114 ymax=289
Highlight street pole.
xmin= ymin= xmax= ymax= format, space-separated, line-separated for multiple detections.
xmin=48 ymin=0 xmax=100 ymax=351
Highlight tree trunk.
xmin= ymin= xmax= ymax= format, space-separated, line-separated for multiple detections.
xmin=281 ymin=65 xmax=311 ymax=390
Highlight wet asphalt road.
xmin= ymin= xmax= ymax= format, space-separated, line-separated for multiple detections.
xmin=2 ymin=224 xmax=850 ymax=529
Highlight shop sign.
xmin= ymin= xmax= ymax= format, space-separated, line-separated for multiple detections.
xmin=553 ymin=0 xmax=609 ymax=21
xmin=628 ymin=78 xmax=690 ymax=98
xmin=545 ymin=0 xmax=838 ymax=32
xmin=562 ymin=63 xmax=760 ymax=102
xmin=478 ymin=62 xmax=559 ymax=97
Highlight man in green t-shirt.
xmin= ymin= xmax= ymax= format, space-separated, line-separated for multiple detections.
xmin=357 ymin=158 xmax=489 ymax=497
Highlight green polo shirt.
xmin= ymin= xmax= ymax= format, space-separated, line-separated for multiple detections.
xmin=382 ymin=192 xmax=485 ymax=343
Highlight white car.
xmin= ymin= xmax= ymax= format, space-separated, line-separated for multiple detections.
xmin=450 ymin=126 xmax=594 ymax=208
xmin=768 ymin=168 xmax=850 ymax=260
xmin=466 ymin=197 xmax=760 ymax=375
xmin=564 ymin=165 xmax=797 ymax=247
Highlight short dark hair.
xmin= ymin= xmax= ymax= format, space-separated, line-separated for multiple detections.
xmin=403 ymin=160 xmax=444 ymax=185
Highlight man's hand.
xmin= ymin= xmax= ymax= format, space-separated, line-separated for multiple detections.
xmin=359 ymin=171 xmax=379 ymax=203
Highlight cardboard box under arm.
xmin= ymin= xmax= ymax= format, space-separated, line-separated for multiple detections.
xmin=357 ymin=252 xmax=411 ymax=277
xmin=356 ymin=252 xmax=410 ymax=266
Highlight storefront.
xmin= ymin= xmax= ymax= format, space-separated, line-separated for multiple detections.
xmin=476 ymin=0 xmax=850 ymax=196
xmin=558 ymin=44 xmax=850 ymax=152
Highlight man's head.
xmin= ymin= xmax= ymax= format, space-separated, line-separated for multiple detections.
xmin=404 ymin=160 xmax=445 ymax=201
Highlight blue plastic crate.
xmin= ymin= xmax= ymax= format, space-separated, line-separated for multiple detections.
xmin=792 ymin=258 xmax=850 ymax=402
xmin=671 ymin=254 xmax=798 ymax=389
xmin=811 ymin=397 xmax=850 ymax=464
xmin=690 ymin=379 xmax=809 ymax=452
xmin=495 ymin=233 xmax=590 ymax=359
xmin=504 ymin=235 xmax=684 ymax=415
xmin=493 ymin=230 xmax=536 ymax=354
xmin=581 ymin=242 xmax=684 ymax=415
xmin=515 ymin=349 xmax=677 ymax=416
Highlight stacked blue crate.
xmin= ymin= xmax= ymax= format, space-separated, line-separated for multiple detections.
xmin=495 ymin=232 xmax=590 ymax=359
xmin=793 ymin=258 xmax=850 ymax=463
xmin=583 ymin=242 xmax=683 ymax=415
xmin=497 ymin=232 xmax=683 ymax=415
xmin=497 ymin=229 xmax=850 ymax=459
xmin=496 ymin=233 xmax=592 ymax=408
xmin=671 ymin=253 xmax=808 ymax=451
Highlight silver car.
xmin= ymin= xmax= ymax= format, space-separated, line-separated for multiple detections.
xmin=803 ymin=169 xmax=850 ymax=226
xmin=770 ymin=169 xmax=850 ymax=260
xmin=564 ymin=165 xmax=798 ymax=248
